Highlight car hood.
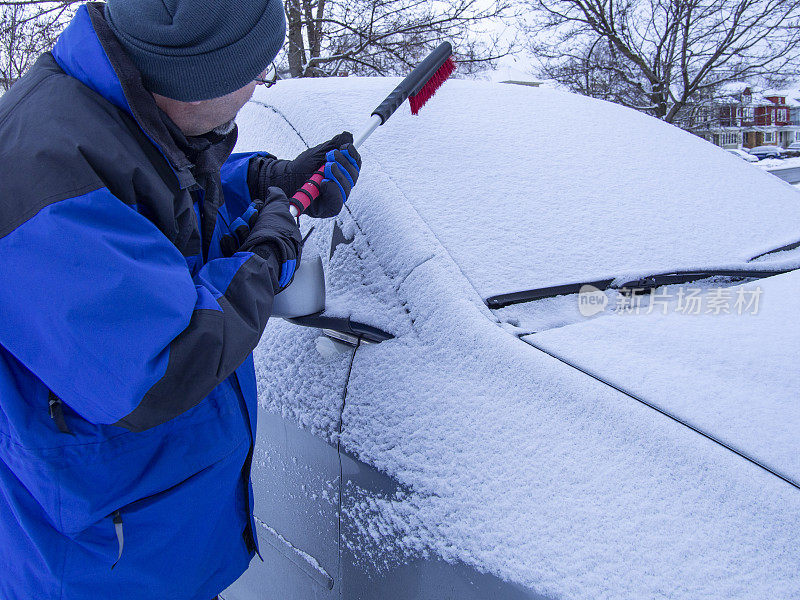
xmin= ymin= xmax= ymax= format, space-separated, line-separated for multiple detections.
xmin=334 ymin=248 xmax=800 ymax=600
xmin=525 ymin=269 xmax=800 ymax=487
xmin=241 ymin=78 xmax=800 ymax=300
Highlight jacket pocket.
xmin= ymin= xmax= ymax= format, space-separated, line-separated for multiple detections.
xmin=102 ymin=434 xmax=246 ymax=568
xmin=55 ymin=379 xmax=250 ymax=536
xmin=59 ymin=437 xmax=253 ymax=598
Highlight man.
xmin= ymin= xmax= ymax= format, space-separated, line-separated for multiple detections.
xmin=0 ymin=1 xmax=361 ymax=598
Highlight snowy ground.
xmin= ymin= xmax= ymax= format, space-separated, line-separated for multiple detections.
xmin=754 ymin=155 xmax=800 ymax=169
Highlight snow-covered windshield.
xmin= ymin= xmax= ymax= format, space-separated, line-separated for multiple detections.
xmin=237 ymin=78 xmax=800 ymax=299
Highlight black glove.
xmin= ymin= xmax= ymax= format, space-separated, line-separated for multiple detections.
xmin=224 ymin=187 xmax=302 ymax=292
xmin=248 ymin=132 xmax=362 ymax=218
xmin=288 ymin=145 xmax=362 ymax=218
xmin=220 ymin=201 xmax=261 ymax=258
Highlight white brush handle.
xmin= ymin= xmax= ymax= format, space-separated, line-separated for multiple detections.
xmin=352 ymin=114 xmax=383 ymax=150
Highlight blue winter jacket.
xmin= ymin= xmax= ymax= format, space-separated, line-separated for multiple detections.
xmin=0 ymin=4 xmax=292 ymax=598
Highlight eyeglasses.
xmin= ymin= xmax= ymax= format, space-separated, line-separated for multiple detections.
xmin=254 ymin=63 xmax=278 ymax=88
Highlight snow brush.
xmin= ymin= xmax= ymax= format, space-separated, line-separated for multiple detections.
xmin=288 ymin=41 xmax=455 ymax=218
xmin=272 ymin=42 xmax=454 ymax=320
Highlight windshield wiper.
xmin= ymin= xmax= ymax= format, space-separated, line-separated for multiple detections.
xmin=485 ymin=267 xmax=798 ymax=309
xmin=750 ymin=238 xmax=800 ymax=261
xmin=485 ymin=278 xmax=616 ymax=308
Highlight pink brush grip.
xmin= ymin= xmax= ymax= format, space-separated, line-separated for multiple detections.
xmin=291 ymin=166 xmax=326 ymax=212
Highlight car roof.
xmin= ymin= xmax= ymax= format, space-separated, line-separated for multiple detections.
xmin=238 ymin=78 xmax=800 ymax=301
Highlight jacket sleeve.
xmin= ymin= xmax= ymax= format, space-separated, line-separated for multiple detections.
xmin=0 ymin=186 xmax=286 ymax=432
xmin=219 ymin=151 xmax=276 ymax=215
xmin=222 ymin=150 xmax=300 ymax=207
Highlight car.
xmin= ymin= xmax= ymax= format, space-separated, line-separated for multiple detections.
xmin=726 ymin=148 xmax=759 ymax=162
xmin=747 ymin=144 xmax=786 ymax=159
xmin=785 ymin=141 xmax=800 ymax=157
xmin=223 ymin=78 xmax=800 ymax=600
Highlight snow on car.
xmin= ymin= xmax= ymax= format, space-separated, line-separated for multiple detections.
xmin=726 ymin=148 xmax=759 ymax=162
xmin=223 ymin=78 xmax=800 ymax=600
xmin=748 ymin=145 xmax=787 ymax=160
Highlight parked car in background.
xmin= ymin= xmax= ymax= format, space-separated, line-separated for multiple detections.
xmin=223 ymin=79 xmax=800 ymax=600
xmin=727 ymin=148 xmax=759 ymax=162
xmin=748 ymin=145 xmax=786 ymax=159
xmin=785 ymin=141 xmax=800 ymax=157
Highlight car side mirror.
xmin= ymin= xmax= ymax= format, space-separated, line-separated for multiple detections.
xmin=271 ymin=254 xmax=326 ymax=318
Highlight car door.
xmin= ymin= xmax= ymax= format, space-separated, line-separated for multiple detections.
xmin=222 ymin=291 xmax=357 ymax=600
xmin=222 ymin=102 xmax=356 ymax=600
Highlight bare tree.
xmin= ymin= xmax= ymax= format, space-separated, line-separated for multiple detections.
xmin=280 ymin=0 xmax=514 ymax=78
xmin=0 ymin=0 xmax=513 ymax=87
xmin=526 ymin=0 xmax=800 ymax=123
xmin=0 ymin=1 xmax=77 ymax=91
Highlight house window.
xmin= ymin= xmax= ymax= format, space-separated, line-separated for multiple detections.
xmin=764 ymin=131 xmax=775 ymax=143
xmin=795 ymin=131 xmax=800 ymax=141
xmin=721 ymin=132 xmax=739 ymax=145
xmin=778 ymin=109 xmax=788 ymax=122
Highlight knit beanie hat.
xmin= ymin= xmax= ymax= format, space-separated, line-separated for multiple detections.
xmin=104 ymin=0 xmax=286 ymax=102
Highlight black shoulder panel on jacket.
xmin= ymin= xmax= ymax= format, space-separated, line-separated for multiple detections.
xmin=0 ymin=55 xmax=105 ymax=238
xmin=0 ymin=53 xmax=185 ymax=242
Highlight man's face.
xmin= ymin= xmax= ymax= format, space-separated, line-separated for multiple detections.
xmin=199 ymin=79 xmax=259 ymax=131
xmin=153 ymin=70 xmax=266 ymax=137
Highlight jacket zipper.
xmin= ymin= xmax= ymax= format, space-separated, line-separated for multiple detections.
xmin=48 ymin=391 xmax=73 ymax=435
xmin=49 ymin=381 xmax=254 ymax=566
xmin=231 ymin=372 xmax=261 ymax=560
xmin=47 ymin=393 xmax=123 ymax=566
xmin=110 ymin=510 xmax=124 ymax=569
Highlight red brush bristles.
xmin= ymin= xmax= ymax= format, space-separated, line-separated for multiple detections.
xmin=408 ymin=56 xmax=456 ymax=115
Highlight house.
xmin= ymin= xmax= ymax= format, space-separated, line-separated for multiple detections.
xmin=687 ymin=84 xmax=800 ymax=149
